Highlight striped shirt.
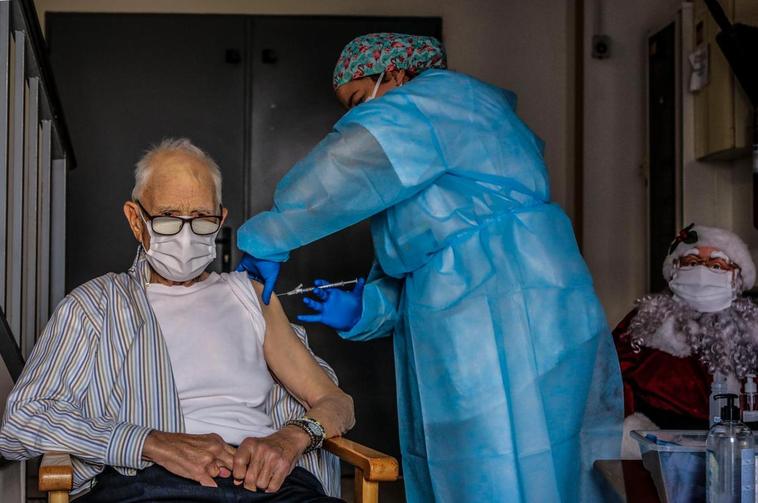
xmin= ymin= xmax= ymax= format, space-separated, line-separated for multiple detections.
xmin=0 ymin=250 xmax=339 ymax=497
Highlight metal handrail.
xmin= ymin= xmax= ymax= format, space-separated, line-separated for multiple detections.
xmin=0 ymin=0 xmax=75 ymax=372
xmin=15 ymin=0 xmax=76 ymax=168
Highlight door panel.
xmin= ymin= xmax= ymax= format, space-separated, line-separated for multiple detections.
xmin=48 ymin=14 xmax=246 ymax=291
xmin=648 ymin=23 xmax=677 ymax=292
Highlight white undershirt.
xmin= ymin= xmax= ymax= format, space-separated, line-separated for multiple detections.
xmin=146 ymin=272 xmax=275 ymax=444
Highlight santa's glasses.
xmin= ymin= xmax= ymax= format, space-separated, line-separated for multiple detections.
xmin=675 ymin=254 xmax=740 ymax=272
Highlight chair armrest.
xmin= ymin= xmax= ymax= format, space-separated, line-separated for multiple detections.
xmin=323 ymin=437 xmax=399 ymax=482
xmin=38 ymin=441 xmax=399 ymax=489
xmin=39 ymin=452 xmax=73 ymax=492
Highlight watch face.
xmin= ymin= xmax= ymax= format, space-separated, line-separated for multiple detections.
xmin=303 ymin=418 xmax=324 ymax=438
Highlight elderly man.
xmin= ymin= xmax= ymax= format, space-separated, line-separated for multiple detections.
xmin=0 ymin=139 xmax=354 ymax=502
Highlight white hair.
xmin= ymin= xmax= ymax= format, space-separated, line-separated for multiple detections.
xmin=132 ymin=138 xmax=223 ymax=204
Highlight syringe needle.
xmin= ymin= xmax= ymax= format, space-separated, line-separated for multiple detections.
xmin=277 ymin=279 xmax=358 ymax=296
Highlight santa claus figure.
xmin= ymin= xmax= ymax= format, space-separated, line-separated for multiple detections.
xmin=614 ymin=224 xmax=758 ymax=455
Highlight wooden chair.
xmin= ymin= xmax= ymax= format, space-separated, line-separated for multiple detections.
xmin=39 ymin=437 xmax=399 ymax=503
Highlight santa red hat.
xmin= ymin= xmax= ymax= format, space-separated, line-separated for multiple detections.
xmin=663 ymin=224 xmax=756 ymax=290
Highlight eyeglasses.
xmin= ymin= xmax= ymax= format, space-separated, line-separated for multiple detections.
xmin=675 ymin=254 xmax=740 ymax=273
xmin=135 ymin=200 xmax=222 ymax=236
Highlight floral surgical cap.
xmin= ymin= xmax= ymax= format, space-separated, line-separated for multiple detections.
xmin=332 ymin=32 xmax=447 ymax=89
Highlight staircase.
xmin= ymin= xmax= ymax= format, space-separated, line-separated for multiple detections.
xmin=0 ymin=0 xmax=76 ymax=500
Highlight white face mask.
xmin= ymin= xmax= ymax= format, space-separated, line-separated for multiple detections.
xmin=142 ymin=216 xmax=217 ymax=282
xmin=669 ymin=265 xmax=737 ymax=313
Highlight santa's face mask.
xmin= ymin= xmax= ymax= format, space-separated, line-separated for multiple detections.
xmin=669 ymin=250 xmax=738 ymax=312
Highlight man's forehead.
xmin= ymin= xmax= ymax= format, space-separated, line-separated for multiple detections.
xmin=145 ymin=184 xmax=216 ymax=208
xmin=146 ymin=194 xmax=216 ymax=212
xmin=152 ymin=150 xmax=211 ymax=173
xmin=141 ymin=158 xmax=217 ymax=211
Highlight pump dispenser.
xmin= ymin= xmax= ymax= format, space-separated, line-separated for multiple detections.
xmin=712 ymin=373 xmax=730 ymax=426
xmin=742 ymin=375 xmax=758 ymax=430
xmin=706 ymin=393 xmax=755 ymax=502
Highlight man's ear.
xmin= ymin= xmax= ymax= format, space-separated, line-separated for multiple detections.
xmin=221 ymin=206 xmax=229 ymax=226
xmin=123 ymin=201 xmax=146 ymax=245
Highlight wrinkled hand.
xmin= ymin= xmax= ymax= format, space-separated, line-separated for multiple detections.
xmin=232 ymin=427 xmax=310 ymax=493
xmin=235 ymin=253 xmax=281 ymax=305
xmin=141 ymin=431 xmax=236 ymax=487
xmin=298 ymin=278 xmax=365 ymax=331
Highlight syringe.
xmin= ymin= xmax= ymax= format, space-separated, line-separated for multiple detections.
xmin=278 ymin=279 xmax=359 ymax=297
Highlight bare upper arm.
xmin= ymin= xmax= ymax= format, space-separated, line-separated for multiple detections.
xmin=251 ymin=281 xmax=343 ymax=408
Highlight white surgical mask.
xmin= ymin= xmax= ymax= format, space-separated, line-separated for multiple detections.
xmin=142 ymin=216 xmax=217 ymax=282
xmin=669 ymin=265 xmax=736 ymax=313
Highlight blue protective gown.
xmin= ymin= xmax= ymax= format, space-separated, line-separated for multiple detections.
xmin=238 ymin=69 xmax=622 ymax=502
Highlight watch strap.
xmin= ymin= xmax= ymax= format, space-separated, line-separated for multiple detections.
xmin=285 ymin=417 xmax=324 ymax=453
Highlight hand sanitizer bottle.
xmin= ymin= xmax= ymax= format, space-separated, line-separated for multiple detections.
xmin=707 ymin=393 xmax=755 ymax=502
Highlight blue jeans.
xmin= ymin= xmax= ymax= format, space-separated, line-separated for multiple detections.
xmin=76 ymin=465 xmax=343 ymax=502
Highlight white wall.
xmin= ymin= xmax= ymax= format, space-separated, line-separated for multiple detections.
xmin=0 ymin=359 xmax=23 ymax=501
xmin=34 ymin=0 xmax=577 ymax=218
xmin=681 ymin=2 xmax=758 ymax=270
xmin=694 ymin=157 xmax=758 ymax=282
xmin=584 ymin=0 xmax=757 ymax=326
xmin=0 ymin=463 xmax=23 ymax=502
xmin=726 ymin=159 xmax=758 ymax=259
xmin=583 ymin=0 xmax=686 ymax=325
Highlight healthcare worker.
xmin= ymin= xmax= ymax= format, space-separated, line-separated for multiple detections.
xmin=237 ymin=33 xmax=622 ymax=502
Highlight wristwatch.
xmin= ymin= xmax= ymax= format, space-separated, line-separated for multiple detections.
xmin=285 ymin=416 xmax=325 ymax=453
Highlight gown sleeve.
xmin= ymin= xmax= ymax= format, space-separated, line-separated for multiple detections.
xmin=338 ymin=261 xmax=403 ymax=341
xmin=236 ymin=121 xmax=446 ymax=261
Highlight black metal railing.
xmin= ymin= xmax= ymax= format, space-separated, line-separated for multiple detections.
xmin=0 ymin=0 xmax=75 ymax=369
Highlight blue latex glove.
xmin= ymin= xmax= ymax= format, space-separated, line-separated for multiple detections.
xmin=298 ymin=278 xmax=366 ymax=331
xmin=235 ymin=253 xmax=281 ymax=305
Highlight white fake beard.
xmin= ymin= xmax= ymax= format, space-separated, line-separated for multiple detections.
xmin=628 ymin=292 xmax=758 ymax=378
